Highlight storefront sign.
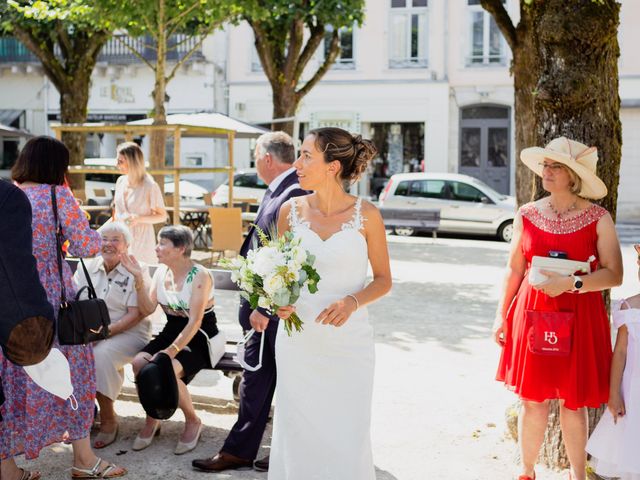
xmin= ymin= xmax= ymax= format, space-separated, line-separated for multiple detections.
xmin=310 ymin=112 xmax=361 ymax=133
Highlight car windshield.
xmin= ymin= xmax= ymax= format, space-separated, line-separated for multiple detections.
xmin=470 ymin=178 xmax=509 ymax=200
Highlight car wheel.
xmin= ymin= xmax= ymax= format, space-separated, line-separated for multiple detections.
xmin=498 ymin=221 xmax=514 ymax=243
xmin=394 ymin=226 xmax=415 ymax=237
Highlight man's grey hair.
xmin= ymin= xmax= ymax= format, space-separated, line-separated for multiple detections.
xmin=98 ymin=221 xmax=132 ymax=245
xmin=158 ymin=225 xmax=194 ymax=258
xmin=255 ymin=131 xmax=295 ymax=165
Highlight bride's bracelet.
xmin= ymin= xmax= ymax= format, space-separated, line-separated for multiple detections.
xmin=346 ymin=294 xmax=360 ymax=310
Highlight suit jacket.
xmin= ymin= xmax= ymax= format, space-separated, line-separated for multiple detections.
xmin=238 ymin=170 xmax=307 ymax=330
xmin=0 ymin=180 xmax=54 ymax=367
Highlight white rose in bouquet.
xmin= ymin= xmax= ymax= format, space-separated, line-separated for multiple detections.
xmin=263 ymin=273 xmax=286 ymax=296
xmin=222 ymin=227 xmax=321 ymax=336
xmin=252 ymin=247 xmax=285 ymax=277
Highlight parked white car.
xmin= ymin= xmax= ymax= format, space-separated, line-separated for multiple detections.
xmin=378 ymin=172 xmax=516 ymax=242
xmin=211 ymin=168 xmax=268 ymax=206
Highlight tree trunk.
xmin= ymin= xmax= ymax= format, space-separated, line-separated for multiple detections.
xmin=512 ymin=0 xmax=622 ymax=220
xmin=271 ymin=89 xmax=298 ymax=136
xmin=60 ymin=80 xmax=90 ymax=191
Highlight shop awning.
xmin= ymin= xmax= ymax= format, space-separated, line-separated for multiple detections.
xmin=0 ymin=122 xmax=33 ymax=138
xmin=0 ymin=109 xmax=23 ymax=127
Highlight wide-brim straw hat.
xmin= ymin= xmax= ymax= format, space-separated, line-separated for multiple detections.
xmin=520 ymin=136 xmax=607 ymax=200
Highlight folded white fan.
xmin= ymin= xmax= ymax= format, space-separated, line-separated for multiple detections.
xmin=528 ymin=256 xmax=592 ymax=286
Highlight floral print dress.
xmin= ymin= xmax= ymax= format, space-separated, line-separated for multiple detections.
xmin=0 ymin=184 xmax=101 ymax=460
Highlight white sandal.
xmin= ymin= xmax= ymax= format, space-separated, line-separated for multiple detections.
xmin=71 ymin=458 xmax=126 ymax=479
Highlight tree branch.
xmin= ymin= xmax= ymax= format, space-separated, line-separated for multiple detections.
xmin=296 ymin=29 xmax=339 ymax=100
xmin=114 ymin=34 xmax=156 ymax=71
xmin=166 ymin=1 xmax=201 ymax=29
xmin=165 ymin=29 xmax=210 ymax=82
xmin=250 ymin=20 xmax=280 ymax=91
xmin=293 ymin=22 xmax=325 ymax=83
xmin=12 ymin=27 xmax=66 ymax=91
xmin=55 ymin=21 xmax=72 ymax=61
xmin=480 ymin=0 xmax=517 ymax=51
xmin=282 ymin=17 xmax=304 ymax=86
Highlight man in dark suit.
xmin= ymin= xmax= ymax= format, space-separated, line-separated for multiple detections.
xmin=193 ymin=132 xmax=307 ymax=473
xmin=0 ymin=179 xmax=55 ymax=419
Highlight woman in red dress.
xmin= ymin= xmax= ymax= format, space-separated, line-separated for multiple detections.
xmin=494 ymin=137 xmax=623 ymax=480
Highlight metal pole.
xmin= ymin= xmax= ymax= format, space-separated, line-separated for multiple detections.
xmin=173 ymin=127 xmax=181 ymax=225
xmin=227 ymin=131 xmax=234 ymax=207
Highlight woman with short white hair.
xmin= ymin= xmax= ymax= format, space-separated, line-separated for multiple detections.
xmin=74 ymin=221 xmax=152 ymax=449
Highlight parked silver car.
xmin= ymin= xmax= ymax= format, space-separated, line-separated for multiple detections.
xmin=378 ymin=172 xmax=516 ymax=242
xmin=211 ymin=168 xmax=268 ymax=206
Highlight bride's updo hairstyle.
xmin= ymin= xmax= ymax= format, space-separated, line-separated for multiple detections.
xmin=309 ymin=127 xmax=377 ymax=183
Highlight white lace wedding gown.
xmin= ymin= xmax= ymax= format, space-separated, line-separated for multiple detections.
xmin=268 ymin=197 xmax=376 ymax=480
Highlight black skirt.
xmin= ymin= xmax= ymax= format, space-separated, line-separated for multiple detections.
xmin=141 ymin=311 xmax=218 ymax=384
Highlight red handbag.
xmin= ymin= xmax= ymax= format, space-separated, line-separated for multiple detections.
xmin=526 ymin=310 xmax=574 ymax=356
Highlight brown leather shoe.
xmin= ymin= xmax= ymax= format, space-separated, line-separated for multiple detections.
xmin=253 ymin=455 xmax=269 ymax=472
xmin=192 ymin=452 xmax=253 ymax=472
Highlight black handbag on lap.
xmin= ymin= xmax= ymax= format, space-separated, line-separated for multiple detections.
xmin=51 ymin=186 xmax=110 ymax=345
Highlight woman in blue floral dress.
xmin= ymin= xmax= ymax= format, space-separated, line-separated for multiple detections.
xmin=1 ymin=137 xmax=126 ymax=479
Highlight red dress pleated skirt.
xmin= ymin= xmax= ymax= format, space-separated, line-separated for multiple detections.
xmin=496 ymin=203 xmax=612 ymax=410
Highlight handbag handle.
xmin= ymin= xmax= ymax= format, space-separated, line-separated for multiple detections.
xmin=51 ymin=186 xmax=99 ymax=304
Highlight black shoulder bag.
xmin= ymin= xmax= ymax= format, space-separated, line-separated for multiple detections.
xmin=51 ymin=186 xmax=111 ymax=345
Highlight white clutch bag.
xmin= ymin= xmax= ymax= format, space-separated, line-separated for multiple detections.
xmin=528 ymin=256 xmax=592 ymax=286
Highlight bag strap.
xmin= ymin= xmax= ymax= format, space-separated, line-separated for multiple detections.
xmin=51 ymin=186 xmax=67 ymax=303
xmin=76 ymin=258 xmax=98 ymax=300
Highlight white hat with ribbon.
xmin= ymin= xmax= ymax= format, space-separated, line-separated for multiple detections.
xmin=520 ymin=136 xmax=607 ymax=200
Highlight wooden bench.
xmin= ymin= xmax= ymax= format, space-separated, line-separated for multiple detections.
xmin=380 ymin=207 xmax=441 ymax=237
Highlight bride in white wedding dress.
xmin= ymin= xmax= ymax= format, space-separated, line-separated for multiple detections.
xmin=268 ymin=127 xmax=392 ymax=480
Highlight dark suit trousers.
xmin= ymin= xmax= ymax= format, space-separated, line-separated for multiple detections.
xmin=221 ymin=318 xmax=278 ymax=460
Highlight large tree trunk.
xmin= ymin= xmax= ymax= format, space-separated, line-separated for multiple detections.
xmin=487 ymin=0 xmax=621 ymax=470
xmin=272 ymin=89 xmax=298 ymax=136
xmin=512 ymin=1 xmax=622 ymax=219
xmin=60 ymin=80 xmax=90 ymax=191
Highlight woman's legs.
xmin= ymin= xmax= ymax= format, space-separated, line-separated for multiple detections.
xmin=96 ymin=392 xmax=118 ymax=433
xmin=559 ymin=403 xmax=588 ymax=480
xmin=172 ymin=359 xmax=201 ymax=443
xmin=71 ymin=437 xmax=126 ymax=475
xmin=131 ymin=352 xmax=161 ymax=438
xmin=1 ymin=458 xmax=40 ymax=480
xmin=519 ymin=399 xmax=550 ymax=477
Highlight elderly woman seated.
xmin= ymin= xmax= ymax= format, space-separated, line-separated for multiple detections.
xmin=121 ymin=225 xmax=219 ymax=455
xmin=74 ymin=221 xmax=152 ymax=449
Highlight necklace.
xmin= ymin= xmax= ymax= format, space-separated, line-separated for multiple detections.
xmin=548 ymin=199 xmax=577 ymax=219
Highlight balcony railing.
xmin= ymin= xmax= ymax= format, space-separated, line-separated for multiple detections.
xmin=0 ymin=34 xmax=204 ymax=65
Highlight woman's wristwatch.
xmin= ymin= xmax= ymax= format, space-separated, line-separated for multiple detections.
xmin=571 ymin=274 xmax=584 ymax=292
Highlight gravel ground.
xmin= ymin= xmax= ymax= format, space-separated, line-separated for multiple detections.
xmin=10 ymin=229 xmax=640 ymax=480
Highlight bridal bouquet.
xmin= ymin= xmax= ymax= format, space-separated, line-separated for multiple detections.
xmin=221 ymin=227 xmax=320 ymax=335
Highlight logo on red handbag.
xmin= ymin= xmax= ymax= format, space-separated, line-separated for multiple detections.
xmin=526 ymin=310 xmax=574 ymax=356
xmin=544 ymin=331 xmax=558 ymax=345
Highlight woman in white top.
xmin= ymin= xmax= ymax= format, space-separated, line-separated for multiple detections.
xmin=113 ymin=142 xmax=167 ymax=265
xmin=74 ymin=222 xmax=152 ymax=450
xmin=121 ymin=225 xmax=218 ymax=456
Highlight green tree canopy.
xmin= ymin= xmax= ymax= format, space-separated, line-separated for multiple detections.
xmin=239 ymin=0 xmax=367 ymax=134
xmin=0 ymin=0 xmax=116 ymax=180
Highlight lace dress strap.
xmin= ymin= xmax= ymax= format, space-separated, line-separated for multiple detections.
xmin=288 ymin=197 xmax=301 ymax=228
xmin=342 ymin=197 xmax=365 ymax=232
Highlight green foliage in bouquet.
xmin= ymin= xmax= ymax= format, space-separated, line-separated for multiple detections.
xmin=221 ymin=225 xmax=320 ymax=336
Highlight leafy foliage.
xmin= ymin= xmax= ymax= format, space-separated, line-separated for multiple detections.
xmin=235 ymin=0 xmax=367 ymax=132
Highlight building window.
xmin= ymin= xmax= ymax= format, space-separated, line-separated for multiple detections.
xmin=389 ymin=0 xmax=428 ymax=69
xmin=466 ymin=0 xmax=507 ymax=66
xmin=324 ymin=25 xmax=355 ymax=69
xmin=251 ymin=42 xmax=262 ymax=72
